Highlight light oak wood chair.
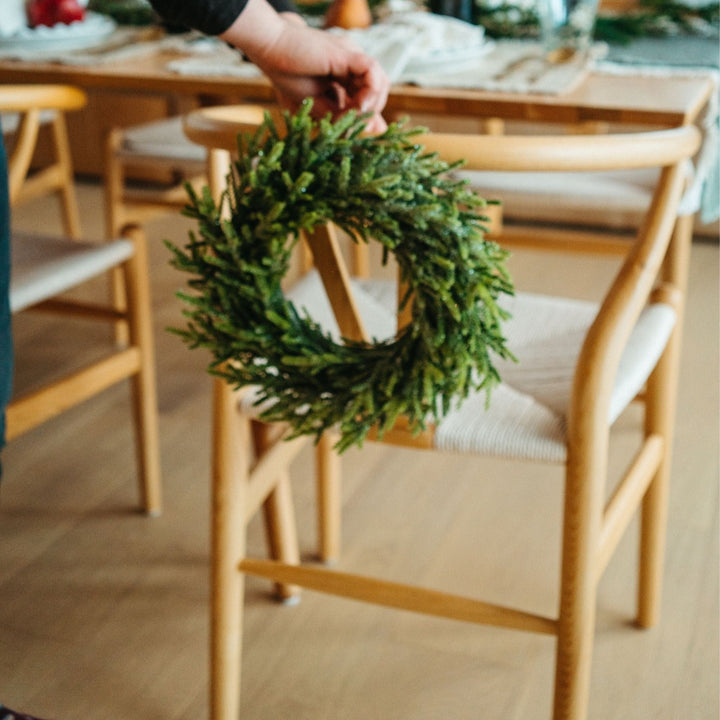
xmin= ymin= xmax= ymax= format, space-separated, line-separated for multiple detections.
xmin=103 ymin=115 xmax=210 ymax=344
xmin=182 ymin=106 xmax=700 ymax=720
xmin=4 ymin=84 xmax=161 ymax=516
xmin=103 ymin=115 xmax=208 ymax=239
xmin=1 ymin=87 xmax=82 ymax=239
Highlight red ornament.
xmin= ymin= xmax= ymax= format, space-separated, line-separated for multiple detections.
xmin=27 ymin=0 xmax=86 ymax=28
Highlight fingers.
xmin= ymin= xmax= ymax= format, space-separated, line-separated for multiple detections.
xmin=255 ymin=20 xmax=391 ymax=128
xmin=362 ymin=112 xmax=388 ymax=134
xmin=342 ymin=53 xmax=390 ymax=116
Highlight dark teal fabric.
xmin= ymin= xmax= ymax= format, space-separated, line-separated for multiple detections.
xmin=0 ymin=126 xmax=12 ymax=463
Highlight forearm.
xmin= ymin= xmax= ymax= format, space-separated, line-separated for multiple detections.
xmin=150 ymin=0 xmax=389 ymax=130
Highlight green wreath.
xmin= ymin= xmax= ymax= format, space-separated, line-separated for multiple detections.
xmin=167 ymin=101 xmax=514 ymax=452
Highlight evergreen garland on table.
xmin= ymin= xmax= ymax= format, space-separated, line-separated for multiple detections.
xmin=594 ymin=0 xmax=719 ymax=43
xmin=472 ymin=0 xmax=719 ymax=43
xmin=87 ymin=0 xmax=157 ymax=25
xmin=294 ymin=0 xmax=718 ymax=43
xmin=167 ymin=101 xmax=514 ymax=452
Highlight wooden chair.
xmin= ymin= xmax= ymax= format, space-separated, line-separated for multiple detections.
xmin=103 ymin=115 xmax=208 ymax=239
xmin=182 ymin=105 xmax=700 ymax=720
xmin=1 ymin=86 xmax=82 ymax=239
xmin=103 ymin=103 xmax=280 ymax=239
xmin=4 ymin=84 xmax=161 ymax=516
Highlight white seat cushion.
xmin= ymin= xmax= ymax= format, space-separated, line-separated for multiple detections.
xmin=239 ymin=270 xmax=676 ymax=463
xmin=10 ymin=232 xmax=134 ymax=313
xmin=435 ymin=293 xmax=675 ymax=462
xmin=119 ymin=116 xmax=207 ymax=163
xmin=1 ymin=109 xmax=56 ymax=135
xmin=459 ymin=168 xmax=658 ymax=230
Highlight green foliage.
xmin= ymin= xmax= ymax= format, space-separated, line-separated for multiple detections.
xmin=167 ymin=101 xmax=514 ymax=452
xmin=87 ymin=0 xmax=157 ymax=25
xmin=471 ymin=0 xmax=718 ymax=42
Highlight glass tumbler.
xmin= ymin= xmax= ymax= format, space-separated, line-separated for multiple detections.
xmin=537 ymin=0 xmax=599 ymax=57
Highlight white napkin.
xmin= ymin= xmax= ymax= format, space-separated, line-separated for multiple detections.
xmin=167 ymin=12 xmax=599 ymax=95
xmin=331 ymin=11 xmax=489 ymax=82
xmin=403 ymin=40 xmax=607 ymax=94
xmin=330 ymin=11 xmax=602 ymax=94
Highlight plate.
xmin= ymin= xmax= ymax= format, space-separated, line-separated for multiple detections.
xmin=0 ymin=12 xmax=117 ymax=51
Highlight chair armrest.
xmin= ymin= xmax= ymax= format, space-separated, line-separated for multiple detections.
xmin=568 ymin=156 xmax=695 ymax=449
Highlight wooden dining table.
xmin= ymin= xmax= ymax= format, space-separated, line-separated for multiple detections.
xmin=0 ymin=41 xmax=715 ymax=130
xmin=0 ymin=32 xmax=717 ymax=231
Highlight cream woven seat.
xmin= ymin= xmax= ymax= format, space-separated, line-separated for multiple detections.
xmin=181 ymin=106 xmax=700 ymax=720
xmin=7 ymin=226 xmax=161 ymax=514
xmin=460 ymin=166 xmax=660 ymax=230
xmin=242 ymin=270 xmax=676 ymax=463
xmin=10 ymin=231 xmax=134 ymax=312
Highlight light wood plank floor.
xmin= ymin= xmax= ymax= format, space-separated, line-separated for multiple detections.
xmin=1 ymin=183 xmax=717 ymax=720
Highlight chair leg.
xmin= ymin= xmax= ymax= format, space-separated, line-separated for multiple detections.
xmin=104 ymin=127 xmax=126 ymax=240
xmin=637 ymin=359 xmax=674 ymax=629
xmin=316 ymin=430 xmax=341 ymax=564
xmin=211 ymin=378 xmax=249 ymax=720
xmin=123 ymin=225 xmax=162 ymax=516
xmin=50 ymin=112 xmax=81 ymax=239
xmin=553 ymin=445 xmax=607 ymax=720
xmin=638 ymin=213 xmax=692 ymax=628
xmin=262 ymin=472 xmax=301 ymax=602
xmin=252 ymin=421 xmax=301 ymax=602
xmin=104 ymin=127 xmax=130 ymax=345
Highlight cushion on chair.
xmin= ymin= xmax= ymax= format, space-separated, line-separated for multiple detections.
xmin=1 ymin=109 xmax=57 ymax=135
xmin=435 ymin=293 xmax=676 ymax=462
xmin=9 ymin=232 xmax=134 ymax=313
xmin=459 ymin=168 xmax=659 ymax=230
xmin=118 ymin=116 xmax=207 ymax=163
xmin=287 ymin=269 xmax=397 ymax=342
xmin=238 ymin=270 xmax=676 ymax=463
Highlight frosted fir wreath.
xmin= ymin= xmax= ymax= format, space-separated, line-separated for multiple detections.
xmin=167 ymin=100 xmax=514 ymax=452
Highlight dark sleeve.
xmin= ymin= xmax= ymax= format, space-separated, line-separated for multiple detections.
xmin=148 ymin=0 xmax=298 ymax=36
xmin=268 ymin=0 xmax=298 ymax=13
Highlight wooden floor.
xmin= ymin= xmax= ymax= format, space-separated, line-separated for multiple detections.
xmin=1 ymin=183 xmax=718 ymax=720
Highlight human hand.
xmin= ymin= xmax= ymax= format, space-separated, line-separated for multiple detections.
xmin=220 ymin=0 xmax=390 ymax=133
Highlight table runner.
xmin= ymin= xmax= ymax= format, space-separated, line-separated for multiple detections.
xmin=167 ymin=12 xmax=604 ymax=95
xmin=0 ymin=27 xmax=208 ymax=64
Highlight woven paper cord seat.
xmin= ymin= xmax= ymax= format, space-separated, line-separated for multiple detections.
xmin=239 ymin=270 xmax=676 ymax=463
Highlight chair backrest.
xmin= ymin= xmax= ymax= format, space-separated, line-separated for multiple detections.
xmin=184 ymin=107 xmax=700 ymax=445
xmin=419 ymin=128 xmax=700 ymax=432
xmin=1 ymin=84 xmax=86 ymax=238
xmin=185 ymin=108 xmax=698 ymax=322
